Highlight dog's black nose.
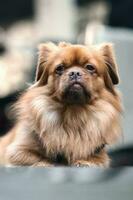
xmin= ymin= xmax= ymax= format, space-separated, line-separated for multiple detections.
xmin=69 ymin=71 xmax=82 ymax=80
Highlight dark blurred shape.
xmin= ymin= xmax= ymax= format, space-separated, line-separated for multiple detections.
xmin=108 ymin=0 xmax=133 ymax=28
xmin=0 ymin=43 xmax=7 ymax=55
xmin=0 ymin=0 xmax=34 ymax=26
xmin=76 ymin=0 xmax=98 ymax=7
xmin=0 ymin=92 xmax=19 ymax=136
xmin=109 ymin=145 xmax=133 ymax=167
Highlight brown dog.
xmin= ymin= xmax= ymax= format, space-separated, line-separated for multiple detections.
xmin=0 ymin=42 xmax=122 ymax=167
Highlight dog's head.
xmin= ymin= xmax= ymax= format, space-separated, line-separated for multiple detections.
xmin=35 ymin=42 xmax=119 ymax=105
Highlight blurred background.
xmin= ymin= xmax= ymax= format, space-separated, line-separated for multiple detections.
xmin=0 ymin=0 xmax=133 ymax=167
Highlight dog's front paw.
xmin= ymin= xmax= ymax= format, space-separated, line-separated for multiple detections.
xmin=72 ymin=160 xmax=98 ymax=167
xmin=32 ymin=161 xmax=54 ymax=167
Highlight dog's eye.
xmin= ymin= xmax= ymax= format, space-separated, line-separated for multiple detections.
xmin=55 ymin=64 xmax=64 ymax=75
xmin=86 ymin=64 xmax=96 ymax=73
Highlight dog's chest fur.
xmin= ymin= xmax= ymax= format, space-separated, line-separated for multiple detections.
xmin=33 ymin=98 xmax=120 ymax=163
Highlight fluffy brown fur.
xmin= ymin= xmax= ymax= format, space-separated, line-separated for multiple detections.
xmin=0 ymin=42 xmax=122 ymax=167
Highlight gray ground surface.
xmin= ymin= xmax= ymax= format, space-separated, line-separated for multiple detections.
xmin=0 ymin=167 xmax=133 ymax=200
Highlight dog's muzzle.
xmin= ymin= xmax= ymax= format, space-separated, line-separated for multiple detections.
xmin=62 ymin=68 xmax=91 ymax=105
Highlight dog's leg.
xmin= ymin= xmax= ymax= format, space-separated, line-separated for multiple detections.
xmin=5 ymin=144 xmax=53 ymax=167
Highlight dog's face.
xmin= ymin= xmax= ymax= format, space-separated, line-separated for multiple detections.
xmin=35 ymin=42 xmax=119 ymax=105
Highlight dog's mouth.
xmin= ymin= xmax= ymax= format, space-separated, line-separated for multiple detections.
xmin=62 ymin=81 xmax=91 ymax=105
xmin=70 ymin=82 xmax=84 ymax=89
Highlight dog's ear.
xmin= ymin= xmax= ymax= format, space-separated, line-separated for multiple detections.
xmin=35 ymin=42 xmax=58 ymax=85
xmin=99 ymin=43 xmax=119 ymax=85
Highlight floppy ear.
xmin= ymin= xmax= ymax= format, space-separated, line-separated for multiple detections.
xmin=99 ymin=43 xmax=119 ymax=85
xmin=35 ymin=42 xmax=58 ymax=85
